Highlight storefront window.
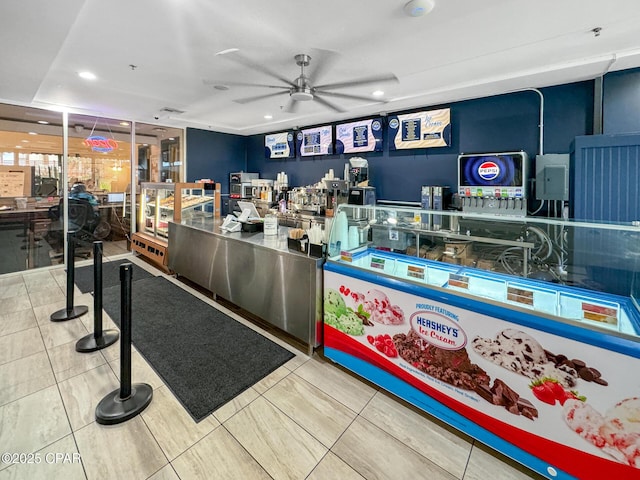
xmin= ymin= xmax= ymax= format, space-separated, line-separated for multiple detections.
xmin=0 ymin=103 xmax=184 ymax=275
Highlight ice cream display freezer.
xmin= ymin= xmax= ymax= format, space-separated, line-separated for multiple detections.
xmin=323 ymin=204 xmax=640 ymax=479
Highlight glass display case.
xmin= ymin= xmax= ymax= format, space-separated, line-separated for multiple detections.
xmin=323 ymin=203 xmax=640 ymax=479
xmin=133 ymin=182 xmax=219 ymax=267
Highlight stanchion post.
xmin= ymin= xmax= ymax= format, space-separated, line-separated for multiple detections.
xmin=120 ymin=262 xmax=133 ymax=398
xmin=75 ymin=241 xmax=119 ymax=352
xmin=50 ymin=231 xmax=88 ymax=322
xmin=95 ymin=263 xmax=152 ymax=425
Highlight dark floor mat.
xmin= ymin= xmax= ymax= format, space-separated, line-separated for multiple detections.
xmin=102 ymin=275 xmax=295 ymax=422
xmin=74 ymin=259 xmax=155 ymax=293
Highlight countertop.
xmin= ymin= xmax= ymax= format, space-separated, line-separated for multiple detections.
xmin=173 ymin=217 xmax=318 ymax=258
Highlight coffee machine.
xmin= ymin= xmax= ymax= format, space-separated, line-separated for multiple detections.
xmin=324 ymin=179 xmax=349 ymax=215
xmin=347 ymin=157 xmax=376 ymax=206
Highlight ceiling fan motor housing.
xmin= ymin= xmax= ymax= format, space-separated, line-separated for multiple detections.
xmin=292 ymin=74 xmax=314 ymax=101
xmin=290 ymin=88 xmax=314 ymax=101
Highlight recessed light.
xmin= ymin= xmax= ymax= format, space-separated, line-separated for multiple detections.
xmin=78 ymin=71 xmax=97 ymax=80
xmin=21 ymin=140 xmax=28 ymax=143
xmin=37 ymin=120 xmax=49 ymax=125
xmin=119 ymin=121 xmax=130 ymax=126
xmin=15 ymin=145 xmax=22 ymax=149
xmin=28 ymin=131 xmax=37 ymax=135
xmin=372 ymin=90 xmax=384 ymax=97
xmin=264 ymin=114 xmax=273 ymax=120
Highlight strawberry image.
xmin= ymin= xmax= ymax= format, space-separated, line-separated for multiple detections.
xmin=562 ymin=390 xmax=586 ymax=405
xmin=530 ymin=378 xmax=587 ymax=406
xmin=542 ymin=378 xmax=567 ymax=401
xmin=529 ymin=379 xmax=558 ymax=405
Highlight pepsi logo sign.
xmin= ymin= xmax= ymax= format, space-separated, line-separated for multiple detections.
xmin=478 ymin=161 xmax=500 ymax=180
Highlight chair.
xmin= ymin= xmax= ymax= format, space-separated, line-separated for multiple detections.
xmin=46 ymin=198 xmax=111 ymax=254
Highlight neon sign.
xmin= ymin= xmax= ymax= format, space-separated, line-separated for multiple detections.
xmin=84 ymin=135 xmax=118 ymax=153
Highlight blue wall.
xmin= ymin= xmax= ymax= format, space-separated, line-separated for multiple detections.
xmin=245 ymin=82 xmax=593 ymax=202
xmin=603 ymin=67 xmax=640 ymax=135
xmin=185 ymin=80 xmax=596 ymax=203
xmin=185 ymin=128 xmax=247 ymax=194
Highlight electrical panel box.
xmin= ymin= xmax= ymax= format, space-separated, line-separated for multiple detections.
xmin=535 ymin=154 xmax=570 ymax=201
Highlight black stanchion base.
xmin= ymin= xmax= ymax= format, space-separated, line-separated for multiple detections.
xmin=95 ymin=383 xmax=153 ymax=425
xmin=50 ymin=305 xmax=89 ymax=322
xmin=75 ymin=330 xmax=119 ymax=353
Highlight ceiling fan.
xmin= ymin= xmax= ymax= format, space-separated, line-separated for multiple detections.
xmin=204 ymin=50 xmax=398 ymax=113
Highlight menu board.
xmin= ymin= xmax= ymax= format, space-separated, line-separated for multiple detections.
xmin=335 ymin=118 xmax=383 ymax=154
xmin=296 ymin=125 xmax=333 ymax=156
xmin=264 ymin=131 xmax=295 ymax=159
xmin=388 ymin=108 xmax=451 ymax=150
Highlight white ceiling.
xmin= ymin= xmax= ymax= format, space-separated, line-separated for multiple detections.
xmin=2 ymin=0 xmax=640 ymax=136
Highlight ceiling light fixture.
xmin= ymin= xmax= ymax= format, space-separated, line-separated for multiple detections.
xmin=403 ymin=0 xmax=435 ymax=17
xmin=372 ymin=90 xmax=385 ymax=97
xmin=37 ymin=120 xmax=49 ymax=125
xmin=78 ymin=71 xmax=97 ymax=80
xmin=120 ymin=121 xmax=130 ymax=126
xmin=28 ymin=131 xmax=37 ymax=135
xmin=264 ymin=114 xmax=273 ymax=119
xmin=215 ymin=48 xmax=239 ymax=56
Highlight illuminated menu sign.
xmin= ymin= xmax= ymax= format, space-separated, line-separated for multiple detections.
xmin=296 ymin=125 xmax=333 ymax=156
xmin=335 ymin=118 xmax=383 ymax=154
xmin=265 ymin=131 xmax=294 ymax=159
xmin=388 ymin=108 xmax=451 ymax=150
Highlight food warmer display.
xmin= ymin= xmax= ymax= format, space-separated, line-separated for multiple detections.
xmin=323 ymin=203 xmax=640 ymax=479
xmin=132 ymin=182 xmax=220 ymax=268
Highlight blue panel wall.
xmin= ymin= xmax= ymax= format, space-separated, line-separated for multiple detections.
xmin=571 ymin=133 xmax=640 ymax=222
xmin=245 ymin=82 xmax=593 ymax=202
xmin=603 ymin=67 xmax=640 ymax=135
xmin=185 ymin=128 xmax=247 ymax=194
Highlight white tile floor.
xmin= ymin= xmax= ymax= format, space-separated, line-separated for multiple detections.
xmin=0 ymin=255 xmax=544 ymax=480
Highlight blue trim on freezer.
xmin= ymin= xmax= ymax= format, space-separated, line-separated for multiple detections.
xmin=325 ymin=261 xmax=640 ymax=358
xmin=324 ymin=347 xmax=577 ymax=480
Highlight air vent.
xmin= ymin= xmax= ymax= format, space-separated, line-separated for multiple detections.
xmin=159 ymin=107 xmax=185 ymax=114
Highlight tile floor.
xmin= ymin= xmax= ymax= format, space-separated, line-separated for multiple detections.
xmin=0 ymin=254 xmax=544 ymax=480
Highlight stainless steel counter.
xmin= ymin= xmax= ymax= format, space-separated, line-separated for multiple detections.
xmin=168 ymin=218 xmax=324 ymax=352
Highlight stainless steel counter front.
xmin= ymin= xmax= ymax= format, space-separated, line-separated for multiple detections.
xmin=168 ymin=219 xmax=324 ymax=352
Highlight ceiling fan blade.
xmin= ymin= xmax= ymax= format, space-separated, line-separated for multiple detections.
xmin=315 ymin=72 xmax=399 ymax=90
xmin=234 ymin=90 xmax=289 ymax=105
xmin=203 ymin=79 xmax=289 ymax=89
xmin=312 ymin=95 xmax=345 ymax=113
xmin=220 ymin=52 xmax=296 ymax=88
xmin=306 ymin=48 xmax=339 ymax=84
xmin=282 ymin=97 xmax=300 ymax=114
xmin=314 ymin=90 xmax=387 ymax=103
